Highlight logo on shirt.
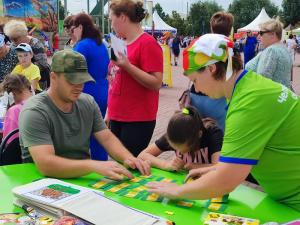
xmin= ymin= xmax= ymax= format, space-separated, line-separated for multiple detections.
xmin=278 ymin=85 xmax=288 ymax=103
xmin=277 ymin=85 xmax=298 ymax=104
xmin=176 ymin=147 xmax=209 ymax=164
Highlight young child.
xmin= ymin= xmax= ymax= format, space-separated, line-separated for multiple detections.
xmin=138 ymin=106 xmax=223 ymax=171
xmin=12 ymin=43 xmax=41 ymax=92
xmin=2 ymin=74 xmax=32 ymax=144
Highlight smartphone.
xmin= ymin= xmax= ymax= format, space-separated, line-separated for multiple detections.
xmin=110 ymin=48 xmax=117 ymax=61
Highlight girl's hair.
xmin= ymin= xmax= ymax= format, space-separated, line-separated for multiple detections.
xmin=210 ymin=11 xmax=234 ymax=36
xmin=1 ymin=74 xmax=31 ymax=94
xmin=73 ymin=13 xmax=102 ymax=45
xmin=212 ymin=53 xmax=243 ymax=80
xmin=110 ymin=0 xmax=146 ymax=23
xmin=167 ymin=106 xmax=204 ymax=151
xmin=4 ymin=20 xmax=27 ymax=38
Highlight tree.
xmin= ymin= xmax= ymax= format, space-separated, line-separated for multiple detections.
xmin=153 ymin=3 xmax=168 ymax=21
xmin=167 ymin=11 xmax=186 ymax=35
xmin=228 ymin=0 xmax=279 ymax=31
xmin=188 ymin=1 xmax=223 ymax=36
xmin=58 ymin=0 xmax=65 ymax=20
xmin=281 ymin=0 xmax=300 ymax=26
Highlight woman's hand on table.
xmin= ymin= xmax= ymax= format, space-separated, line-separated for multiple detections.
xmin=184 ymin=166 xmax=216 ymax=182
xmin=146 ymin=182 xmax=182 ymax=199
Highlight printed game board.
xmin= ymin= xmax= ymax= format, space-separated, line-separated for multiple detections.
xmin=89 ymin=172 xmax=195 ymax=208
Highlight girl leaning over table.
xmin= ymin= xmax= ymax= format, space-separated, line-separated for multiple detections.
xmin=138 ymin=106 xmax=222 ymax=171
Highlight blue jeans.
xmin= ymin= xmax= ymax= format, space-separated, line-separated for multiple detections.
xmin=190 ymin=93 xmax=227 ymax=131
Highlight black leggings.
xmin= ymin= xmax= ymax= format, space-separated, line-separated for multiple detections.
xmin=110 ymin=120 xmax=156 ymax=157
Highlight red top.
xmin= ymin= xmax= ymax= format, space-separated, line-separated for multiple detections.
xmin=52 ymin=34 xmax=59 ymax=50
xmin=108 ymin=33 xmax=163 ymax=122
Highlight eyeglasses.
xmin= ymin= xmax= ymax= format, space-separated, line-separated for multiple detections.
xmin=259 ymin=30 xmax=271 ymax=36
xmin=70 ymin=25 xmax=80 ymax=33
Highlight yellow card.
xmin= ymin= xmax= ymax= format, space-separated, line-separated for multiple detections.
xmin=92 ymin=180 xmax=108 ymax=189
xmin=211 ymin=197 xmax=223 ymax=203
xmin=108 ymin=186 xmax=122 ymax=193
xmin=140 ymin=175 xmax=151 ymax=178
xmin=147 ymin=193 xmax=160 ymax=201
xmin=177 ymin=201 xmax=193 ymax=207
xmin=160 ymin=178 xmax=173 ymax=183
xmin=125 ymin=191 xmax=138 ymax=198
xmin=108 ymin=183 xmax=130 ymax=193
xmin=133 ymin=186 xmax=148 ymax=192
xmin=130 ymin=177 xmax=142 ymax=183
xmin=208 ymin=203 xmax=222 ymax=211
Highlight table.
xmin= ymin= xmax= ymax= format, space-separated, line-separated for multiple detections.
xmin=1 ymin=163 xmax=299 ymax=224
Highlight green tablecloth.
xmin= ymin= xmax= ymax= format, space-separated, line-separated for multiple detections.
xmin=0 ymin=163 xmax=299 ymax=224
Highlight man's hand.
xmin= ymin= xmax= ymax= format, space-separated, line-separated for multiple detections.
xmin=146 ymin=182 xmax=182 ymax=199
xmin=92 ymin=161 xmax=134 ymax=180
xmin=124 ymin=158 xmax=151 ymax=176
xmin=163 ymin=157 xmax=185 ymax=171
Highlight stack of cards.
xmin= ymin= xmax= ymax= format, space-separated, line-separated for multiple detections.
xmin=205 ymin=194 xmax=229 ymax=212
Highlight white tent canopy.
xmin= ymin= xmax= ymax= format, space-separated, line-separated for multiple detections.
xmin=238 ymin=8 xmax=271 ymax=32
xmin=144 ymin=11 xmax=177 ymax=33
xmin=293 ymin=27 xmax=300 ymax=33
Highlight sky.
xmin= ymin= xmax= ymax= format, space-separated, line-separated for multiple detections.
xmin=67 ymin=0 xmax=283 ymax=15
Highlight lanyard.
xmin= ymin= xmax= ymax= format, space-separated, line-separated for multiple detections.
xmin=225 ymin=70 xmax=248 ymax=111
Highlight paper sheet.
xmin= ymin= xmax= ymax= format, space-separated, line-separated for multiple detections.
xmin=110 ymin=33 xmax=127 ymax=58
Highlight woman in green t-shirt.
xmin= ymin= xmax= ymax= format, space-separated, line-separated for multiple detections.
xmin=146 ymin=33 xmax=300 ymax=212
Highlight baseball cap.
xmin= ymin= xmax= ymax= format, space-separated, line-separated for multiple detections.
xmin=183 ymin=33 xmax=234 ymax=80
xmin=16 ymin=43 xmax=33 ymax=52
xmin=51 ymin=50 xmax=95 ymax=84
xmin=0 ymin=34 xmax=5 ymax=48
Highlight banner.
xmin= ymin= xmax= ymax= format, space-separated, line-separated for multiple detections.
xmin=161 ymin=44 xmax=172 ymax=87
xmin=0 ymin=0 xmax=3 ymax=17
xmin=0 ymin=0 xmax=58 ymax=32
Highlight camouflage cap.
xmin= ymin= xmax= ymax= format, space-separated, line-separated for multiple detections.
xmin=51 ymin=50 xmax=95 ymax=84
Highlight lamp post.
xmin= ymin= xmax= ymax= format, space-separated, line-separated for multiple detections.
xmin=101 ymin=0 xmax=104 ymax=34
xmin=64 ymin=0 xmax=67 ymax=17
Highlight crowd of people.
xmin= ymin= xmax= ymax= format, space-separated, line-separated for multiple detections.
xmin=0 ymin=0 xmax=299 ymax=213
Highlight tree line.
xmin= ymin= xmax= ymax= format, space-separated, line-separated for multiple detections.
xmin=154 ymin=0 xmax=300 ymax=36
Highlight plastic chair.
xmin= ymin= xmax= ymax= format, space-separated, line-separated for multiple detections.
xmin=0 ymin=128 xmax=22 ymax=166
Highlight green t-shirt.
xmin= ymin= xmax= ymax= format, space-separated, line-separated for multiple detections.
xmin=220 ymin=70 xmax=300 ymax=211
xmin=19 ymin=92 xmax=107 ymax=162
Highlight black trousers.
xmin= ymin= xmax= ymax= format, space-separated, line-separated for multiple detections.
xmin=110 ymin=120 xmax=156 ymax=157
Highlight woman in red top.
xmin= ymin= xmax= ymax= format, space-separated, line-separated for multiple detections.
xmin=108 ymin=0 xmax=163 ymax=156
xmin=51 ymin=30 xmax=59 ymax=53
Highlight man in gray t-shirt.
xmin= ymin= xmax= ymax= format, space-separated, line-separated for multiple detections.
xmin=19 ymin=50 xmax=150 ymax=179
